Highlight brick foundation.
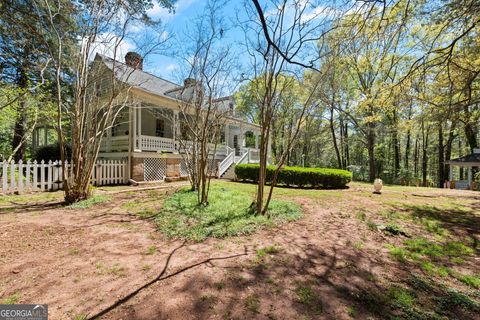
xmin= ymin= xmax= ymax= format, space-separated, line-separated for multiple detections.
xmin=166 ymin=158 xmax=181 ymax=177
xmin=131 ymin=157 xmax=145 ymax=181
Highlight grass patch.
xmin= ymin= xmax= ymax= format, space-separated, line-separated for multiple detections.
xmin=95 ymin=263 xmax=125 ymax=277
xmin=256 ymin=245 xmax=279 ymax=258
xmin=295 ymin=285 xmax=323 ymax=315
xmin=245 ymin=294 xmax=260 ymax=313
xmin=452 ymin=273 xmax=480 ymax=289
xmin=146 ymin=245 xmax=157 ymax=255
xmin=385 ymin=244 xmax=408 ymax=262
xmin=389 ymin=285 xmax=415 ymax=308
xmin=155 ymin=185 xmax=302 ymax=241
xmin=2 ymin=293 xmax=19 ymax=304
xmin=68 ymin=195 xmax=111 ymax=209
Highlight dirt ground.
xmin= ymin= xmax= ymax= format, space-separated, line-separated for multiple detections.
xmin=0 ymin=182 xmax=479 ymax=320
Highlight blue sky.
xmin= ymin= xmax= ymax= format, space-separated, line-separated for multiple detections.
xmin=139 ymin=0 xmax=244 ymax=84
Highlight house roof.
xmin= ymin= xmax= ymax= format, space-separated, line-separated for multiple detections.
xmin=446 ymin=153 xmax=480 ymax=166
xmin=95 ymin=53 xmax=181 ymax=97
xmin=95 ymin=53 xmax=260 ymax=130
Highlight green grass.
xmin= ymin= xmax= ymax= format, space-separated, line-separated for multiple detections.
xmin=385 ymin=244 xmax=408 ymax=262
xmin=295 ymin=285 xmax=323 ymax=314
xmin=155 ymin=184 xmax=302 ymax=241
xmin=68 ymin=195 xmax=111 ymax=209
xmin=245 ymin=294 xmax=260 ymax=313
xmin=452 ymin=273 xmax=480 ymax=288
xmin=146 ymin=245 xmax=157 ymax=255
xmin=389 ymin=286 xmax=415 ymax=308
xmin=2 ymin=293 xmax=19 ymax=304
xmin=256 ymin=245 xmax=279 ymax=258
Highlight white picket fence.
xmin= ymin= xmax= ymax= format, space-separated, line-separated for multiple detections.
xmin=1 ymin=159 xmax=128 ymax=194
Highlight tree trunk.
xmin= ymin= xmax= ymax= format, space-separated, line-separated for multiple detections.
xmin=330 ymin=106 xmax=342 ymax=168
xmin=422 ymin=122 xmax=429 ymax=187
xmin=11 ymin=64 xmax=29 ymax=162
xmin=414 ymin=134 xmax=419 ymax=180
xmin=437 ymin=122 xmax=445 ymax=188
xmin=367 ymin=122 xmax=376 ymax=182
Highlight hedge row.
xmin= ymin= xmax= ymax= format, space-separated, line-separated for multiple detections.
xmin=235 ymin=164 xmax=352 ymax=189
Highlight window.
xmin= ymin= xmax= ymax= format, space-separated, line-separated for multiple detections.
xmin=156 ymin=119 xmax=165 ymax=137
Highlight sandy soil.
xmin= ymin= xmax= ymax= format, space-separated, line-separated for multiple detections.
xmin=0 ymin=182 xmax=478 ymax=320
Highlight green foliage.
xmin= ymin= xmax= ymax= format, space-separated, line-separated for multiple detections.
xmin=389 ymin=286 xmax=415 ymax=308
xmin=235 ymin=164 xmax=352 ymax=189
xmin=68 ymin=195 xmax=111 ymax=209
xmin=155 ymin=185 xmax=302 ymax=241
xmin=2 ymin=293 xmax=19 ymax=304
xmin=33 ymin=143 xmax=71 ymax=162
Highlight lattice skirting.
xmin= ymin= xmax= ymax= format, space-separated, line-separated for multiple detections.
xmin=180 ymin=159 xmax=189 ymax=177
xmin=144 ymin=158 xmax=167 ymax=181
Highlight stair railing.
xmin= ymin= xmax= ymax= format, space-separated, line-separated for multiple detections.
xmin=217 ymin=148 xmax=235 ymax=177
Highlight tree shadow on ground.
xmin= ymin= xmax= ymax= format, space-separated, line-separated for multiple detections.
xmin=103 ymin=236 xmax=479 ymax=320
xmin=0 ymin=200 xmax=65 ymax=214
xmin=394 ymin=203 xmax=480 ymax=247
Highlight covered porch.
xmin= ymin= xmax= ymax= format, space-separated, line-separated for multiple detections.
xmin=99 ymin=104 xmax=261 ymax=158
xmin=445 ymin=148 xmax=480 ymax=190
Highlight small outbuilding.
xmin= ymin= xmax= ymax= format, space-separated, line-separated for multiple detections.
xmin=445 ymin=148 xmax=480 ymax=190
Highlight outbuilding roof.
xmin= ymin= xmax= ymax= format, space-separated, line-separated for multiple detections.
xmin=446 ymin=153 xmax=480 ymax=166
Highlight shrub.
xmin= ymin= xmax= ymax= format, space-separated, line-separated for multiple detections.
xmin=33 ymin=143 xmax=71 ymax=162
xmin=234 ymin=164 xmax=352 ymax=189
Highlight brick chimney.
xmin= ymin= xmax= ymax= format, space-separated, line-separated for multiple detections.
xmin=184 ymin=78 xmax=196 ymax=87
xmin=125 ymin=52 xmax=143 ymax=70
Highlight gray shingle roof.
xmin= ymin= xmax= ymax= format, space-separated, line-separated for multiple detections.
xmin=96 ymin=54 xmax=181 ymax=96
xmin=446 ymin=153 xmax=480 ymax=164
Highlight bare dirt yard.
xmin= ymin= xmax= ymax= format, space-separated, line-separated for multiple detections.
xmin=0 ymin=181 xmax=479 ymax=320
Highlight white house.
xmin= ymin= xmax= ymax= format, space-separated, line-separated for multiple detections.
xmin=95 ymin=52 xmax=264 ymax=182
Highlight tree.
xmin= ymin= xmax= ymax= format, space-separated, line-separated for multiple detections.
xmin=36 ymin=0 xmax=174 ymax=203
xmin=172 ymin=0 xmax=235 ymax=205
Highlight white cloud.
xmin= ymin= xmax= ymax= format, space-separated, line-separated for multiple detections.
xmin=165 ymin=63 xmax=178 ymax=72
xmin=147 ymin=0 xmax=199 ymax=21
xmin=87 ymin=33 xmax=135 ymax=61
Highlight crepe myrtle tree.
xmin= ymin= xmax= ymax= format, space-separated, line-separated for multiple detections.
xmin=34 ymin=0 xmax=173 ymax=204
xmin=241 ymin=0 xmax=323 ymax=215
xmin=171 ymin=0 xmax=236 ymax=206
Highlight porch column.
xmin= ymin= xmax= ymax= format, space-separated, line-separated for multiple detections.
xmin=449 ymin=165 xmax=453 ymax=181
xmin=254 ymin=131 xmax=259 ymax=149
xmin=137 ymin=103 xmax=142 ymax=151
xmin=239 ymin=126 xmax=245 ymax=148
xmin=225 ymin=124 xmax=230 ymax=147
xmin=44 ymin=124 xmax=48 ymax=146
xmin=467 ymin=166 xmax=472 ymax=184
xmin=173 ymin=110 xmax=179 ymax=152
xmin=132 ymin=103 xmax=137 ymax=151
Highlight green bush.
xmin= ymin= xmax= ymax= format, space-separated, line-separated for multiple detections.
xmin=235 ymin=164 xmax=352 ymax=189
xmin=33 ymin=143 xmax=71 ymax=162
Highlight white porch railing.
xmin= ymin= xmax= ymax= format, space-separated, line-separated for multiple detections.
xmin=1 ymin=159 xmax=128 ymax=194
xmin=138 ymin=135 xmax=176 ymax=152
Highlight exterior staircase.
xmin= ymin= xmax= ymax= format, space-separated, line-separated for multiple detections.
xmin=217 ymin=147 xmax=260 ymax=180
xmin=220 ymin=162 xmax=236 ymax=179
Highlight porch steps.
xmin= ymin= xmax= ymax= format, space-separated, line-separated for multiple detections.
xmin=220 ymin=163 xmax=236 ymax=180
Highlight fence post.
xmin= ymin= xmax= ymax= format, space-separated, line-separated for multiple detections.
xmin=33 ymin=160 xmax=38 ymax=191
xmin=47 ymin=160 xmax=52 ymax=191
xmin=25 ymin=160 xmax=31 ymax=191
xmin=40 ymin=160 xmax=45 ymax=190
xmin=18 ymin=160 xmax=24 ymax=193
xmin=2 ymin=161 xmax=7 ymax=193
xmin=10 ymin=161 xmax=15 ymax=193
